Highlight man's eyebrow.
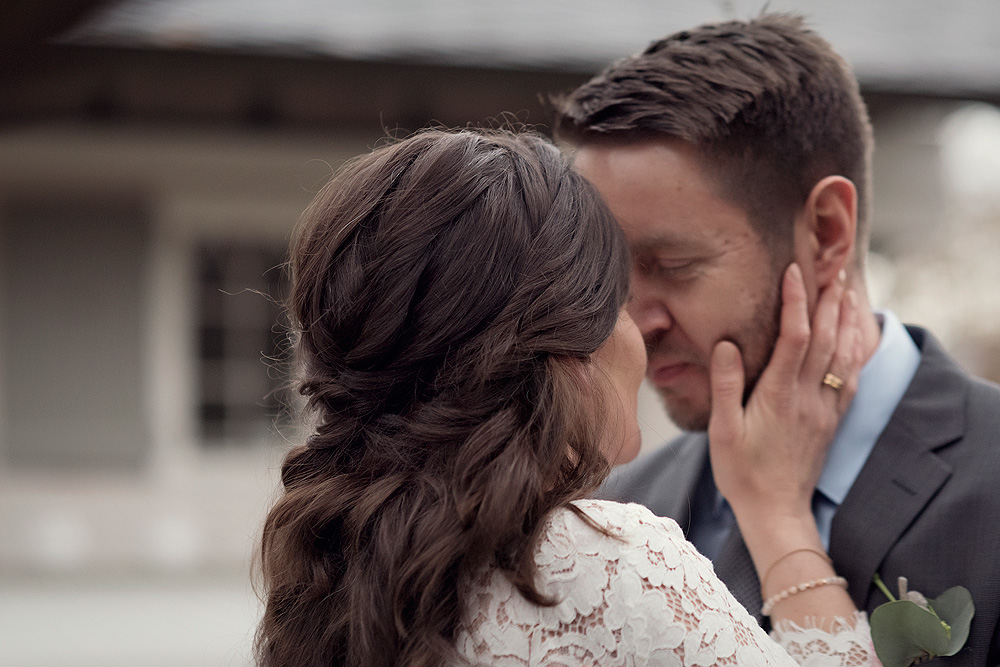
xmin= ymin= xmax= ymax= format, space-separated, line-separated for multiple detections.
xmin=630 ymin=234 xmax=704 ymax=254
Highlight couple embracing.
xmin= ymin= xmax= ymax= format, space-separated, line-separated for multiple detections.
xmin=255 ymin=13 xmax=1000 ymax=667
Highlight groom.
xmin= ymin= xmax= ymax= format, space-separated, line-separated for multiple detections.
xmin=554 ymin=13 xmax=1000 ymax=665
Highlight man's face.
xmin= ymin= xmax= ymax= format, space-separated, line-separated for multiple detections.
xmin=575 ymin=139 xmax=785 ymax=432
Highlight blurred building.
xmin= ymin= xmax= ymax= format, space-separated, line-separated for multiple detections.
xmin=1 ymin=1 xmax=999 ymax=664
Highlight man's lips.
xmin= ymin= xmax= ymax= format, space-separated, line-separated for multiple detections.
xmin=647 ymin=359 xmax=699 ymax=387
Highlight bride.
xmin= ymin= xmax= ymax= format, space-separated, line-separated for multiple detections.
xmin=255 ymin=128 xmax=872 ymax=666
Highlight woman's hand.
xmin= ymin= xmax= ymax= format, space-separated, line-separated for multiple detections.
xmin=707 ymin=263 xmax=866 ymax=627
xmin=707 ymin=263 xmax=862 ymax=534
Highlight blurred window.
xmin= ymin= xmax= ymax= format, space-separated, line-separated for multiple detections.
xmin=1 ymin=198 xmax=150 ymax=469
xmin=196 ymin=243 xmax=290 ymax=445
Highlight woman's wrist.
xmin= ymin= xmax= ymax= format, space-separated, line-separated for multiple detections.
xmin=730 ymin=509 xmax=842 ymax=608
xmin=732 ymin=509 xmax=821 ymax=572
xmin=759 ymin=547 xmax=836 ymax=598
xmin=736 ymin=515 xmax=860 ymax=625
xmin=761 ymin=547 xmax=832 ymax=593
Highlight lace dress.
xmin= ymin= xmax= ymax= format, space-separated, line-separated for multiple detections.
xmin=454 ymin=500 xmax=874 ymax=666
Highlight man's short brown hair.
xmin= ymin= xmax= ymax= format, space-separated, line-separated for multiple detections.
xmin=554 ymin=13 xmax=874 ymax=257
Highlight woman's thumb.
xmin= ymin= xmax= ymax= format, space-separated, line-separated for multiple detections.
xmin=709 ymin=340 xmax=745 ymax=445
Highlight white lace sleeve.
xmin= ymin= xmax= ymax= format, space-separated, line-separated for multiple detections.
xmin=454 ymin=500 xmax=878 ymax=667
xmin=771 ymin=615 xmax=877 ymax=667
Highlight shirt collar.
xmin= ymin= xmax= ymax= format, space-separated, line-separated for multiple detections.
xmin=815 ymin=310 xmax=921 ymax=505
xmin=710 ymin=310 xmax=920 ymax=514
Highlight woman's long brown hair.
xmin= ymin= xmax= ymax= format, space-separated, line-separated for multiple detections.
xmin=256 ymin=129 xmax=630 ymax=666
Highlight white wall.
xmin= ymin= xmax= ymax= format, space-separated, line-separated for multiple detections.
xmin=0 ymin=122 xmax=369 ymax=574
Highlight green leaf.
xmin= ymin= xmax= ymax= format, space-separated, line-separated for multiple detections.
xmin=930 ymin=586 xmax=975 ymax=656
xmin=870 ymin=600 xmax=951 ymax=667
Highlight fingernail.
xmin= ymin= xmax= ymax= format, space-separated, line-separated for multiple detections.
xmin=788 ymin=262 xmax=803 ymax=284
xmin=838 ymin=269 xmax=847 ymax=283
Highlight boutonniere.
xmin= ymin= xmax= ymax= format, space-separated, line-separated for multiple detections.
xmin=870 ymin=573 xmax=975 ymax=667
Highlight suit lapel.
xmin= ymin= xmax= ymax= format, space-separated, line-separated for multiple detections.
xmin=830 ymin=328 xmax=966 ymax=608
xmin=656 ymin=433 xmax=709 ymax=533
xmin=599 ymin=432 xmax=708 ymax=533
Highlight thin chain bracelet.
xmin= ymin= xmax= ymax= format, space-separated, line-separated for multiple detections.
xmin=761 ymin=548 xmax=833 ymax=591
xmin=760 ymin=575 xmax=848 ymax=616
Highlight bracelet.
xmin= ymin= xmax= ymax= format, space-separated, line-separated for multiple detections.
xmin=760 ymin=575 xmax=848 ymax=616
xmin=761 ymin=547 xmax=833 ymax=591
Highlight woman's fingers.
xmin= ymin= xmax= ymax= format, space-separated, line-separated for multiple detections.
xmin=708 ymin=266 xmax=865 ymax=518
xmin=799 ymin=272 xmax=845 ymax=385
xmin=760 ymin=263 xmax=812 ymax=387
xmin=824 ymin=289 xmax=862 ymax=413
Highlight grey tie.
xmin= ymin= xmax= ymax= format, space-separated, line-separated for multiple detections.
xmin=714 ymin=524 xmax=765 ymax=625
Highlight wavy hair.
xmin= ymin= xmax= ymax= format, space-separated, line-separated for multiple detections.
xmin=256 ymin=129 xmax=630 ymax=666
xmin=554 ymin=13 xmax=874 ymax=260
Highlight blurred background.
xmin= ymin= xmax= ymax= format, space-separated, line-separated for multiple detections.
xmin=2 ymin=1 xmax=999 ymax=664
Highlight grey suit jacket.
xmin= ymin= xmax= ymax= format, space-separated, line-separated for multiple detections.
xmin=601 ymin=326 xmax=1000 ymax=666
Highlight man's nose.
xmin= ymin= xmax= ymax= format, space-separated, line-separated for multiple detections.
xmin=627 ymin=279 xmax=673 ymax=341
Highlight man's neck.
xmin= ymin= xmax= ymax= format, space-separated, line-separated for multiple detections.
xmin=852 ymin=283 xmax=883 ymax=364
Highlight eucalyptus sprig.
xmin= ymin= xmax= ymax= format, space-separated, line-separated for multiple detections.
xmin=870 ymin=573 xmax=974 ymax=667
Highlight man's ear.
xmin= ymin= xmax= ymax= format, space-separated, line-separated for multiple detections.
xmin=796 ymin=175 xmax=857 ymax=288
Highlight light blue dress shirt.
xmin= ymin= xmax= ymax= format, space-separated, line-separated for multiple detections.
xmin=689 ymin=310 xmax=922 ymax=558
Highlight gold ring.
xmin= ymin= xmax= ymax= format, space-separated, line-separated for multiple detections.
xmin=822 ymin=372 xmax=845 ymax=391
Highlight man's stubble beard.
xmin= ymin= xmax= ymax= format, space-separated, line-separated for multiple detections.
xmin=738 ymin=277 xmax=784 ymax=406
xmin=656 ymin=263 xmax=785 ymax=433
